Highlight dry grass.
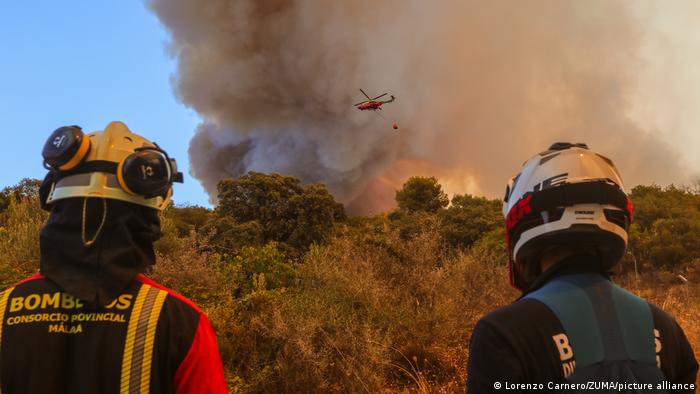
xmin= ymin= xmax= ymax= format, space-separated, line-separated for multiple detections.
xmin=0 ymin=197 xmax=47 ymax=287
xmin=618 ymin=267 xmax=700 ymax=389
xmin=0 ymin=198 xmax=697 ymax=392
xmin=146 ymin=221 xmax=700 ymax=393
xmin=202 ymin=223 xmax=516 ymax=393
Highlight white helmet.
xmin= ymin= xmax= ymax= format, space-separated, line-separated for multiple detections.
xmin=502 ymin=142 xmax=633 ymax=290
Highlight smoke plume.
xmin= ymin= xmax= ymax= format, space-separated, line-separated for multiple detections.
xmin=148 ymin=0 xmax=690 ymax=213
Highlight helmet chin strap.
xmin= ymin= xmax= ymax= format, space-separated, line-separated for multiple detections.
xmin=82 ymin=197 xmax=108 ymax=247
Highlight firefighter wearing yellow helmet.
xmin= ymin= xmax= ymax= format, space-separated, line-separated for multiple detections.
xmin=0 ymin=122 xmax=227 ymax=393
xmin=43 ymin=121 xmax=182 ymax=210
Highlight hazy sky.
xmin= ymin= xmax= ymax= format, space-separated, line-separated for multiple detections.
xmin=629 ymin=1 xmax=700 ymax=172
xmin=2 ymin=2 xmax=699 ymax=210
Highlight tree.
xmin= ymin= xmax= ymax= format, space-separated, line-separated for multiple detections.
xmin=165 ymin=205 xmax=213 ymax=236
xmin=634 ymin=218 xmax=700 ymax=269
xmin=286 ymin=184 xmax=346 ymax=250
xmin=395 ymin=176 xmax=449 ymax=213
xmin=628 ymin=185 xmax=700 ymax=269
xmin=203 ymin=216 xmax=264 ymax=253
xmin=213 ymin=172 xmax=345 ymax=254
xmin=440 ymin=194 xmax=502 ymax=249
xmin=0 ymin=178 xmax=42 ymax=214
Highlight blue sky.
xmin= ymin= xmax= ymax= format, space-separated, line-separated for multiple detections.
xmin=0 ymin=1 xmax=210 ymax=207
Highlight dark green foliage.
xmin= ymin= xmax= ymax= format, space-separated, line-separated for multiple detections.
xmin=217 ymin=172 xmax=304 ymax=223
xmin=388 ymin=209 xmax=438 ymax=241
xmin=285 ymin=183 xmax=346 ymax=250
xmin=395 ymin=176 xmax=449 ymax=213
xmin=440 ymin=194 xmax=502 ymax=249
xmin=203 ymin=217 xmax=264 ymax=253
xmin=628 ymin=185 xmax=700 ymax=269
xmin=213 ymin=172 xmax=345 ymax=255
xmin=470 ymin=227 xmax=506 ymax=267
xmin=166 ymin=205 xmax=212 ymax=236
xmin=630 ymin=185 xmax=700 ymax=231
xmin=634 ymin=218 xmax=700 ymax=268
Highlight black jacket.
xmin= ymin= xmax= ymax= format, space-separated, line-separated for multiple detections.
xmin=466 ymin=257 xmax=698 ymax=393
xmin=0 ymin=273 xmax=227 ymax=393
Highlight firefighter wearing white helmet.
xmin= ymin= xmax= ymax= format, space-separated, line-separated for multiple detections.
xmin=502 ymin=142 xmax=632 ymax=290
xmin=467 ymin=142 xmax=698 ymax=392
xmin=0 ymin=122 xmax=228 ymax=393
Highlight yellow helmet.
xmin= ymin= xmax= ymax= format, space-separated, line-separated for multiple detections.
xmin=42 ymin=121 xmax=183 ymax=210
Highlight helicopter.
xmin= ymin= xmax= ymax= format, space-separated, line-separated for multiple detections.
xmin=353 ymin=89 xmax=396 ymax=111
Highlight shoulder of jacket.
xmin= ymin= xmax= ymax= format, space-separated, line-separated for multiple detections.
xmin=17 ymin=272 xmax=46 ymax=285
xmin=5 ymin=273 xmax=54 ymax=292
xmin=476 ymin=298 xmax=553 ymax=332
xmin=135 ymin=274 xmax=205 ymax=315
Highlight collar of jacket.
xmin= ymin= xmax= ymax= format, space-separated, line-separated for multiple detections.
xmin=517 ymin=253 xmax=612 ymax=300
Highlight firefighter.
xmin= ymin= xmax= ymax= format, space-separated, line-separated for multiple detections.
xmin=466 ymin=143 xmax=698 ymax=393
xmin=0 ymin=122 xmax=227 ymax=393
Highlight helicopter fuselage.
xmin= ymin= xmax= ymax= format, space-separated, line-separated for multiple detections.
xmin=357 ymin=101 xmax=384 ymax=111
xmin=356 ymin=95 xmax=395 ymax=111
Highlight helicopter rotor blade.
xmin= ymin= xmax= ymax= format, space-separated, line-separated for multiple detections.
xmin=360 ymin=89 xmax=371 ymax=100
xmin=353 ymin=101 xmax=366 ymax=106
xmin=371 ymin=93 xmax=388 ymax=100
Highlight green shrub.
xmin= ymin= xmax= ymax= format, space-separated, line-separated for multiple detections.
xmin=228 ymin=243 xmax=296 ymax=296
xmin=440 ymin=194 xmax=502 ymax=249
xmin=395 ymin=176 xmax=449 ymax=214
xmin=211 ymin=172 xmax=345 ymax=256
xmin=166 ymin=204 xmax=212 ymax=236
xmin=470 ymin=227 xmax=507 ymax=267
xmin=628 ymin=185 xmax=700 ymax=269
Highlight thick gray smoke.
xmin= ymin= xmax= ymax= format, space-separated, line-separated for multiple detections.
xmin=148 ymin=0 xmax=690 ymax=213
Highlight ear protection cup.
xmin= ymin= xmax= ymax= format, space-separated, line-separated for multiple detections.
xmin=42 ymin=126 xmax=91 ymax=171
xmin=117 ymin=147 xmax=173 ymax=199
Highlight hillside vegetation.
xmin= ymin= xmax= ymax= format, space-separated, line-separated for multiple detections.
xmin=1 ymin=174 xmax=698 ymax=393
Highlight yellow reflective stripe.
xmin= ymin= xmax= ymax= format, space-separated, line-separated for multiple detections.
xmin=120 ymin=284 xmax=168 ymax=394
xmin=129 ymin=287 xmax=158 ymax=393
xmin=0 ymin=287 xmax=15 ymax=346
xmin=0 ymin=287 xmax=15 ymax=394
xmin=121 ymin=284 xmax=151 ymax=394
xmin=139 ymin=289 xmax=167 ymax=394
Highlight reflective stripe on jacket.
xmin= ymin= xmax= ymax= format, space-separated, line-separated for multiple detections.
xmin=0 ymin=274 xmax=227 ymax=394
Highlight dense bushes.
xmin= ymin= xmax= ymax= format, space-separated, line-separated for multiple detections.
xmin=440 ymin=194 xmax=502 ymax=249
xmin=0 ymin=196 xmax=47 ymax=287
xmin=210 ymin=172 xmax=345 ymax=256
xmin=0 ymin=175 xmax=698 ymax=392
xmin=628 ymin=185 xmax=700 ymax=269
